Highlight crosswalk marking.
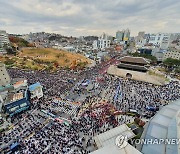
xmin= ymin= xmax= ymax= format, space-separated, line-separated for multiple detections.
xmin=50 ymin=100 xmax=79 ymax=116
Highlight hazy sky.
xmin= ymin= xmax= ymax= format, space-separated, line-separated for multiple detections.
xmin=0 ymin=0 xmax=180 ymax=37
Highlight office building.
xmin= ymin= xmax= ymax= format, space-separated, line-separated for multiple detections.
xmin=123 ymin=29 xmax=130 ymax=41
xmin=116 ymin=30 xmax=124 ymax=41
xmin=149 ymin=33 xmax=172 ymax=49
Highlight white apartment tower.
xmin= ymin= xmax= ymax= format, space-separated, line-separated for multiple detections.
xmin=0 ymin=30 xmax=9 ymax=53
xmin=149 ymin=33 xmax=172 ymax=49
xmin=93 ymin=33 xmax=111 ymax=50
xmin=0 ymin=30 xmax=9 ymax=47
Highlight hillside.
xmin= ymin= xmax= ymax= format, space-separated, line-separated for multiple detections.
xmin=0 ymin=48 xmax=90 ymax=71
xmin=9 ymin=36 xmax=34 ymax=47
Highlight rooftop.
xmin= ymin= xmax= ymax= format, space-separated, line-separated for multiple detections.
xmin=117 ymin=63 xmax=148 ymax=72
xmin=29 ymin=82 xmax=42 ymax=91
xmin=119 ymin=56 xmax=150 ymax=65
xmin=91 ymin=124 xmax=141 ymax=154
xmin=141 ymin=99 xmax=180 ymax=154
xmin=91 ymin=143 xmax=142 ymax=154
xmin=94 ymin=124 xmax=135 ymax=148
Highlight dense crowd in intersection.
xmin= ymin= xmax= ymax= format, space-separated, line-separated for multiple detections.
xmin=2 ymin=60 xmax=179 ymax=153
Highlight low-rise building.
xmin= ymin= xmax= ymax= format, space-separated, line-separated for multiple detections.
xmin=152 ymin=48 xmax=165 ymax=62
xmin=0 ymin=63 xmax=43 ymax=116
xmin=163 ymin=49 xmax=180 ymax=60
xmin=63 ymin=46 xmax=75 ymax=52
xmin=29 ymin=82 xmax=43 ymax=99
xmin=1 ymin=78 xmax=30 ymax=117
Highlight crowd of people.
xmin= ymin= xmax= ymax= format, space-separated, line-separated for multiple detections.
xmin=1 ymin=58 xmax=179 ymax=153
xmin=0 ymin=110 xmax=47 ymax=151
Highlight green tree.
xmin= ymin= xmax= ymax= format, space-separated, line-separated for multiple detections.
xmin=130 ymin=52 xmax=157 ymax=64
xmin=163 ymin=58 xmax=180 ymax=67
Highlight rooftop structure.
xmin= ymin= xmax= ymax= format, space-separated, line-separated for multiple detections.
xmin=163 ymin=49 xmax=180 ymax=60
xmin=119 ymin=56 xmax=150 ymax=66
xmin=91 ymin=124 xmax=141 ymax=154
xmin=29 ymin=82 xmax=43 ymax=99
xmin=94 ymin=124 xmax=135 ymax=148
xmin=91 ymin=143 xmax=142 ymax=154
xmin=141 ymin=99 xmax=180 ymax=154
xmin=107 ymin=56 xmax=165 ymax=85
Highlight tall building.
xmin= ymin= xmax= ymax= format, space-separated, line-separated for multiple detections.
xmin=93 ymin=33 xmax=111 ymax=50
xmin=0 ymin=63 xmax=11 ymax=87
xmin=116 ymin=30 xmax=124 ymax=41
xmin=149 ymin=33 xmax=172 ymax=49
xmin=0 ymin=30 xmax=9 ymax=47
xmin=135 ymin=32 xmax=146 ymax=47
xmin=123 ymin=29 xmax=130 ymax=41
xmin=93 ymin=40 xmax=98 ymax=49
xmin=0 ymin=30 xmax=9 ymax=54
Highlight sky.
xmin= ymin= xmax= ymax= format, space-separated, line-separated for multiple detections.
xmin=0 ymin=0 xmax=180 ymax=37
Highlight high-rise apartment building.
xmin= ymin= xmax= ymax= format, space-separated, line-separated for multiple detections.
xmin=0 ymin=30 xmax=9 ymax=47
xmin=0 ymin=30 xmax=9 ymax=53
xmin=116 ymin=31 xmax=124 ymax=41
xmin=123 ymin=29 xmax=130 ymax=41
xmin=149 ymin=33 xmax=172 ymax=49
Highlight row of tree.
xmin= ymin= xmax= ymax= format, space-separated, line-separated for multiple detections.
xmin=163 ymin=58 xmax=180 ymax=73
xmin=2 ymin=36 xmax=35 ymax=55
xmin=129 ymin=52 xmax=157 ymax=64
